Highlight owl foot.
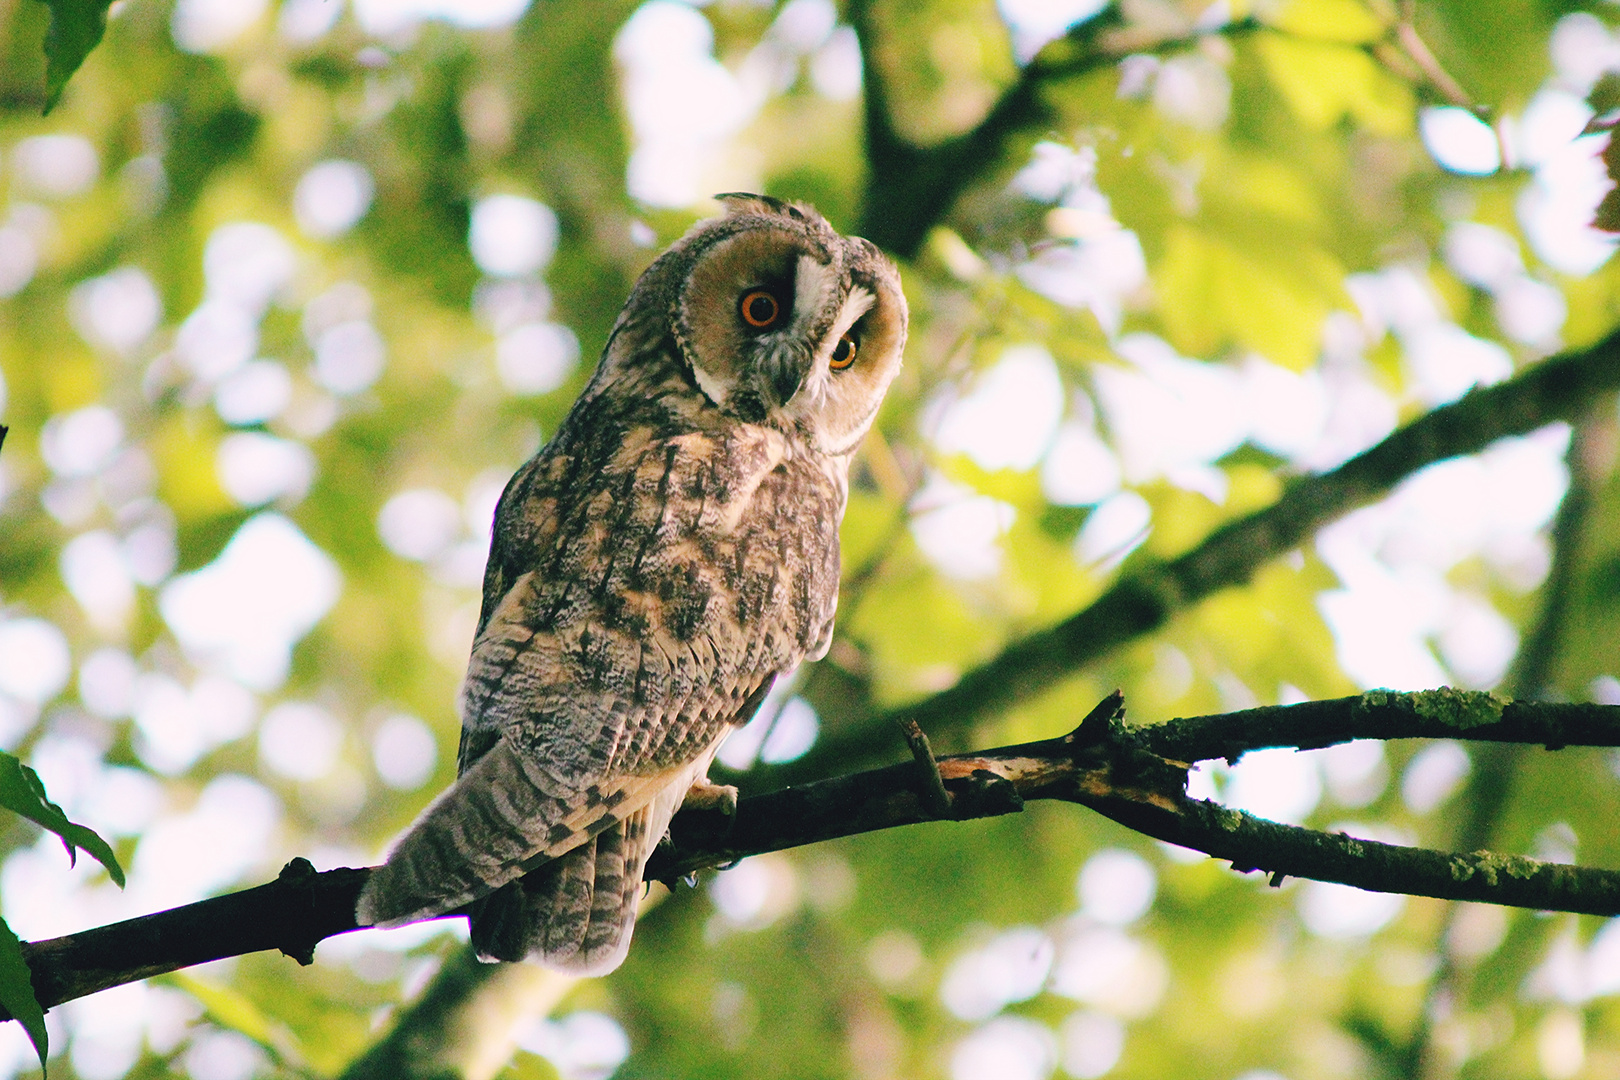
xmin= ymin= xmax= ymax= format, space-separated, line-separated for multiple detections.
xmin=682 ymin=779 xmax=739 ymax=816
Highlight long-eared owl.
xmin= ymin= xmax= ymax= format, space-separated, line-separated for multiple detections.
xmin=357 ymin=195 xmax=907 ymax=972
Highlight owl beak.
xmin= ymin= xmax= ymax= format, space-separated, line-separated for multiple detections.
xmin=765 ymin=352 xmax=807 ymax=407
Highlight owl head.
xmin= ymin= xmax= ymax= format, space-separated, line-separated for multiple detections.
xmin=628 ymin=195 xmax=907 ymax=456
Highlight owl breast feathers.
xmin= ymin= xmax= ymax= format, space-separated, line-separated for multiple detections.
xmin=356 ymin=195 xmax=907 ymax=973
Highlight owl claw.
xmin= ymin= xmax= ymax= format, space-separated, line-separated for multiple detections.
xmin=682 ymin=779 xmax=740 ymax=816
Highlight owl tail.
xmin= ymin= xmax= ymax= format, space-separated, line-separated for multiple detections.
xmin=356 ymin=737 xmax=644 ymax=933
xmin=469 ymin=808 xmax=643 ymax=971
xmin=356 ymin=736 xmax=705 ymax=973
xmin=469 ymin=769 xmax=691 ymax=972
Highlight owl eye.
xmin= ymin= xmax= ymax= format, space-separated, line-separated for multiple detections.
xmin=829 ymin=334 xmax=857 ymax=370
xmin=739 ymin=290 xmax=782 ymax=329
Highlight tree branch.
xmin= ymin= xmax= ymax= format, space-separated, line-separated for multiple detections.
xmin=1134 ymin=692 xmax=1620 ymax=763
xmin=850 ymin=1 xmax=1262 ymax=256
xmin=849 ymin=0 xmax=1475 ymax=257
xmin=792 ymin=328 xmax=1620 ymax=777
xmin=13 ymin=692 xmax=1620 ymax=1020
xmin=19 ymin=859 xmax=368 ymax=1014
xmin=1352 ymin=1 xmax=1476 ymax=115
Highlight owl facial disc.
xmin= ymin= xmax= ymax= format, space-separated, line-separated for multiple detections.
xmin=647 ymin=195 xmax=904 ymax=447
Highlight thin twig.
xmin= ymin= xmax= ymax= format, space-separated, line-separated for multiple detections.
xmin=1391 ymin=21 xmax=1475 ymax=110
xmin=897 ymin=718 xmax=954 ymax=818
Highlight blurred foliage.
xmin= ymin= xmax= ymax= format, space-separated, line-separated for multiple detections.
xmin=36 ymin=0 xmax=113 ymax=112
xmin=4 ymin=1 xmax=1620 ymax=1080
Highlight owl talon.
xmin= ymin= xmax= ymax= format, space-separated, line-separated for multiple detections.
xmin=682 ymin=779 xmax=740 ymax=817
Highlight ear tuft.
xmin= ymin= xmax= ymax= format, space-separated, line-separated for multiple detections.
xmin=712 ymin=193 xmax=825 ymax=227
xmin=714 ymin=192 xmax=785 ymax=216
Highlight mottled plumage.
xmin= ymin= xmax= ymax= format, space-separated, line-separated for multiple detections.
xmin=357 ymin=196 xmax=907 ymax=972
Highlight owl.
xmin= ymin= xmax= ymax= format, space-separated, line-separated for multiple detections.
xmin=356 ymin=195 xmax=907 ymax=973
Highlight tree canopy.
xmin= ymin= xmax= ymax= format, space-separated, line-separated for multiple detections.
xmin=3 ymin=1 xmax=1620 ymax=1079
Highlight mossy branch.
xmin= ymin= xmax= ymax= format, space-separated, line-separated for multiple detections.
xmin=10 ymin=692 xmax=1620 ymax=1022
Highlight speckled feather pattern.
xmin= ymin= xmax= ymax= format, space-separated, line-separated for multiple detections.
xmin=464 ymin=376 xmax=843 ymax=778
xmin=356 ymin=198 xmax=905 ymax=971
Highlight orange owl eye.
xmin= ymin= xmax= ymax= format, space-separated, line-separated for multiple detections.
xmin=829 ymin=334 xmax=857 ymax=370
xmin=739 ymin=290 xmax=781 ymax=328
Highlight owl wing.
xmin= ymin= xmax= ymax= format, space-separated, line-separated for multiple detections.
xmin=354 ymin=565 xmax=776 ymax=955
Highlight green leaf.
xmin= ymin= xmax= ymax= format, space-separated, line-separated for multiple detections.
xmin=1596 ymin=134 xmax=1620 ymax=234
xmin=0 ymin=752 xmax=124 ymax=888
xmin=1588 ymin=72 xmax=1620 ymax=117
xmin=1255 ymin=33 xmax=1414 ymax=137
xmin=0 ymin=917 xmax=46 ymax=1074
xmin=1153 ymin=224 xmax=1346 ymax=371
xmin=167 ymin=973 xmax=307 ymax=1071
xmin=1264 ymin=0 xmax=1387 ymax=43
xmin=34 ymin=0 xmax=113 ymax=114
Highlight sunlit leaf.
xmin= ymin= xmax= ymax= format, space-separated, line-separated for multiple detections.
xmin=1255 ymin=33 xmax=1413 ymax=136
xmin=1264 ymin=0 xmax=1386 ymax=42
xmin=0 ymin=752 xmax=124 ymax=887
xmin=1153 ymin=224 xmax=1345 ymax=371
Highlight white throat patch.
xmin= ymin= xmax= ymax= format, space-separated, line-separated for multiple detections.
xmin=691 ymin=363 xmax=732 ymax=407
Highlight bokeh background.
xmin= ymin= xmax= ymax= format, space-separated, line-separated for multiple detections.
xmin=3 ymin=0 xmax=1620 ymax=1077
